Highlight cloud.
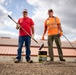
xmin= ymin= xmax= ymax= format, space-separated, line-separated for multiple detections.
xmin=0 ymin=0 xmax=5 ymax=4
xmin=27 ymin=0 xmax=76 ymax=41
xmin=0 ymin=5 xmax=12 ymax=27
xmin=0 ymin=0 xmax=16 ymax=37
xmin=0 ymin=30 xmax=18 ymax=38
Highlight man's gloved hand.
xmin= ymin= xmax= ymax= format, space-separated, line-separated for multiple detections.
xmin=16 ymin=24 xmax=20 ymax=30
xmin=59 ymin=31 xmax=63 ymax=36
xmin=42 ymin=35 xmax=44 ymax=40
xmin=32 ymin=34 xmax=34 ymax=38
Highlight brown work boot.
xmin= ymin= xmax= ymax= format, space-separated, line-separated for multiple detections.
xmin=60 ymin=58 xmax=66 ymax=61
xmin=14 ymin=59 xmax=21 ymax=63
xmin=50 ymin=58 xmax=54 ymax=61
xmin=27 ymin=60 xmax=33 ymax=63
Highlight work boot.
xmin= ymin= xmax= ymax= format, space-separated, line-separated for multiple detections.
xmin=14 ymin=59 xmax=21 ymax=63
xmin=60 ymin=58 xmax=66 ymax=61
xmin=50 ymin=58 xmax=54 ymax=61
xmin=27 ymin=60 xmax=33 ymax=63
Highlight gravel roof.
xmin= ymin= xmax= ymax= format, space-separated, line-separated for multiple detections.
xmin=0 ymin=61 xmax=76 ymax=75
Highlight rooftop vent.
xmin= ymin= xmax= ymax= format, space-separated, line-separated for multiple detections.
xmin=0 ymin=37 xmax=11 ymax=39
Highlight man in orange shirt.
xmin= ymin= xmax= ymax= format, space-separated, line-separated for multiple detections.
xmin=15 ymin=9 xmax=34 ymax=63
xmin=42 ymin=9 xmax=65 ymax=61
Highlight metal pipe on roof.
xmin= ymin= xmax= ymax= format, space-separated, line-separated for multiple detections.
xmin=63 ymin=35 xmax=76 ymax=51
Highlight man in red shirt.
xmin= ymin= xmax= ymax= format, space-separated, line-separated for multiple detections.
xmin=15 ymin=9 xmax=34 ymax=63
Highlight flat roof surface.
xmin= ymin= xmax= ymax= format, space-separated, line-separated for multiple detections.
xmin=0 ymin=46 xmax=76 ymax=57
xmin=0 ymin=37 xmax=76 ymax=57
xmin=0 ymin=37 xmax=76 ymax=48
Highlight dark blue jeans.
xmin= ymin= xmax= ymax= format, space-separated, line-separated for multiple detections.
xmin=16 ymin=36 xmax=31 ymax=61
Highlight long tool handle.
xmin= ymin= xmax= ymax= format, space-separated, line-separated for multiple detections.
xmin=63 ymin=35 xmax=76 ymax=51
xmin=8 ymin=15 xmax=38 ymax=44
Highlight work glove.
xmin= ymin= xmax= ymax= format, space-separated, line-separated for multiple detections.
xmin=32 ymin=34 xmax=34 ymax=38
xmin=59 ymin=31 xmax=63 ymax=37
xmin=42 ymin=35 xmax=44 ymax=40
xmin=16 ymin=24 xmax=20 ymax=30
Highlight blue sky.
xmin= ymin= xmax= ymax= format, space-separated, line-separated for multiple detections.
xmin=3 ymin=0 xmax=34 ymax=17
xmin=0 ymin=0 xmax=76 ymax=41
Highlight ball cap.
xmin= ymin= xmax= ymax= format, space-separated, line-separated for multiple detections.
xmin=22 ymin=9 xmax=28 ymax=13
xmin=48 ymin=9 xmax=53 ymax=12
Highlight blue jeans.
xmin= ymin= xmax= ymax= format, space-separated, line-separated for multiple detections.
xmin=16 ymin=36 xmax=31 ymax=61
